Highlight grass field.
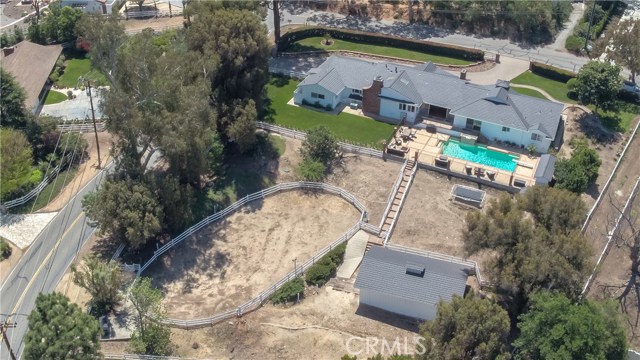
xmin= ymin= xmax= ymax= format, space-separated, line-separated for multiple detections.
xmin=510 ymin=71 xmax=574 ymax=104
xmin=511 ymin=87 xmax=548 ymax=100
xmin=43 ymin=90 xmax=68 ymax=105
xmin=595 ymin=102 xmax=640 ymax=133
xmin=11 ymin=168 xmax=78 ymax=214
xmin=57 ymin=51 xmax=108 ymax=88
xmin=265 ymin=76 xmax=395 ymax=148
xmin=288 ymin=37 xmax=473 ymax=66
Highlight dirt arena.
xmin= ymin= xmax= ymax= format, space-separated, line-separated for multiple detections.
xmin=391 ymin=170 xmax=500 ymax=259
xmin=144 ymin=190 xmax=362 ymax=319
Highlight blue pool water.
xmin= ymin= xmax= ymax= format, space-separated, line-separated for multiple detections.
xmin=442 ymin=139 xmax=518 ymax=172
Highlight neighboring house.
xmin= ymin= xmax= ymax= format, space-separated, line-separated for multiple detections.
xmin=354 ymin=246 xmax=471 ymax=320
xmin=294 ymin=56 xmax=565 ymax=153
xmin=60 ymin=0 xmax=117 ymax=14
xmin=1 ymin=41 xmax=62 ymax=112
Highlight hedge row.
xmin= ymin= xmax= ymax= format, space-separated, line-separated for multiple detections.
xmin=270 ymin=277 xmax=305 ymax=304
xmin=529 ymin=62 xmax=576 ymax=83
xmin=278 ymin=27 xmax=485 ymax=62
xmin=305 ymin=242 xmax=347 ymax=287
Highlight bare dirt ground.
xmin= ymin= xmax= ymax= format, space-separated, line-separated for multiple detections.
xmin=391 ymin=170 xmax=499 ymax=261
xmin=143 ymin=190 xmax=361 ymax=319
xmin=326 ymin=156 xmax=402 ymax=227
xmin=100 ymin=285 xmax=420 ymax=359
xmin=590 ymin=188 xmax=640 ymax=349
xmin=560 ymin=107 xmax=631 ymax=209
xmin=121 ymin=16 xmax=184 ymax=33
xmin=0 ymin=241 xmax=23 ymax=285
xmin=39 ymin=132 xmax=114 ymax=213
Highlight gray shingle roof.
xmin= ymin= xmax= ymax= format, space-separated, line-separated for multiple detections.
xmin=298 ymin=55 xmax=564 ymax=139
xmin=354 ymin=246 xmax=471 ymax=305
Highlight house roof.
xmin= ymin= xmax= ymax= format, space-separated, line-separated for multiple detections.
xmin=1 ymin=41 xmax=62 ymax=109
xmin=299 ymin=55 xmax=564 ymax=139
xmin=534 ymin=154 xmax=557 ymax=184
xmin=354 ymin=246 xmax=471 ymax=306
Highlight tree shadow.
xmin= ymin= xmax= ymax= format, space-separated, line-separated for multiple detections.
xmin=354 ymin=304 xmax=420 ymax=333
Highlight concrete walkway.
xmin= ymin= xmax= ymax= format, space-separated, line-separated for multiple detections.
xmin=510 ymin=84 xmax=561 ymax=103
xmin=40 ymin=87 xmax=105 ymax=121
xmin=336 ymin=230 xmax=369 ymax=279
xmin=463 ymin=56 xmax=530 ymax=85
xmin=0 ymin=213 xmax=58 ymax=249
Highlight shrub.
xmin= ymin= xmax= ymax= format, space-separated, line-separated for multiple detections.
xmin=49 ymin=72 xmax=59 ymax=83
xmin=565 ymin=35 xmax=584 ymax=54
xmin=271 ymin=277 xmax=304 ymax=304
xmin=67 ymin=90 xmax=74 ymax=99
xmin=554 ymin=140 xmax=601 ymax=193
xmin=530 ymin=62 xmax=576 ymax=83
xmin=304 ymin=263 xmax=335 ymax=286
xmin=0 ymin=238 xmax=12 ymax=261
xmin=305 ymin=243 xmax=347 ymax=286
xmin=296 ymin=158 xmax=325 ymax=181
xmin=278 ymin=27 xmax=485 ymax=61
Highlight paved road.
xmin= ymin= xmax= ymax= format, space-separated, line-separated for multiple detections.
xmin=270 ymin=6 xmax=592 ymax=73
xmin=0 ymin=164 xmax=112 ymax=359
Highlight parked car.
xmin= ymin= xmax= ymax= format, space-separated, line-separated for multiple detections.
xmin=623 ymin=81 xmax=640 ymax=94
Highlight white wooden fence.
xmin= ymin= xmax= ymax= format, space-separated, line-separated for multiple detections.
xmin=57 ymin=122 xmax=106 ymax=133
xmin=132 ymin=182 xmax=367 ymax=329
xmin=256 ymin=122 xmax=384 ymax=159
xmin=1 ymin=153 xmax=73 ymax=209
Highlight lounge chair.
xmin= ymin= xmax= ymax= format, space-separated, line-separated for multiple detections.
xmin=486 ymin=171 xmax=496 ymax=181
xmin=474 ymin=167 xmax=485 ymax=176
xmin=465 ymin=165 xmax=473 ymax=175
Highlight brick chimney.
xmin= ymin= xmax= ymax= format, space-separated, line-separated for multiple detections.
xmin=2 ymin=46 xmax=15 ymax=57
xmin=362 ymin=76 xmax=383 ymax=115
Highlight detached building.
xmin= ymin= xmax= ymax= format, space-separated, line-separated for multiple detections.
xmin=1 ymin=41 xmax=62 ymax=112
xmin=293 ymin=55 xmax=564 ymax=153
xmin=354 ymin=246 xmax=472 ymax=320
xmin=60 ymin=0 xmax=117 ymax=14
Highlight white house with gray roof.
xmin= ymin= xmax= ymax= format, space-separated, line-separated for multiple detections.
xmin=354 ymin=246 xmax=471 ymax=320
xmin=293 ymin=56 xmax=565 ymax=153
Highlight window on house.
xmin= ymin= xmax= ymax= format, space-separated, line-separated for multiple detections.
xmin=311 ymin=92 xmax=325 ymax=99
xmin=531 ymin=133 xmax=542 ymax=141
xmin=399 ymin=103 xmax=416 ymax=112
xmin=466 ymin=118 xmax=482 ymax=131
xmin=352 ymin=89 xmax=362 ymax=95
xmin=399 ymin=103 xmax=406 ymax=111
xmin=502 ymin=126 xmax=510 ymax=132
xmin=408 ymin=105 xmax=415 ymax=112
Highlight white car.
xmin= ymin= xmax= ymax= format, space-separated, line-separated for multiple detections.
xmin=622 ymin=81 xmax=640 ymax=94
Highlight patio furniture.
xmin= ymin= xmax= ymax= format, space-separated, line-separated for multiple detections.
xmin=400 ymin=128 xmax=412 ymax=141
xmin=465 ymin=165 xmax=473 ymax=175
xmin=435 ymin=155 xmax=449 ymax=169
xmin=486 ymin=171 xmax=496 ymax=181
xmin=474 ymin=167 xmax=485 ymax=177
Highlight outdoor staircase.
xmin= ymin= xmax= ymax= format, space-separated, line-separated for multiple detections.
xmin=378 ymin=159 xmax=417 ymax=245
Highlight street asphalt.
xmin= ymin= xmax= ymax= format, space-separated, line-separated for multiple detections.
xmin=0 ymin=164 xmax=112 ymax=360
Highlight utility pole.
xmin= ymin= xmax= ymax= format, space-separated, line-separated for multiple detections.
xmin=584 ymin=0 xmax=597 ymax=53
xmin=1 ymin=319 xmax=17 ymax=360
xmin=86 ymin=80 xmax=102 ymax=169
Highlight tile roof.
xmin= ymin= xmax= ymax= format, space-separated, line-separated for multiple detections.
xmin=354 ymin=246 xmax=471 ymax=306
xmin=1 ymin=41 xmax=62 ymax=109
xmin=299 ymin=55 xmax=564 ymax=139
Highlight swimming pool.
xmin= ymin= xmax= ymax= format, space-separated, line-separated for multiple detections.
xmin=442 ymin=139 xmax=518 ymax=172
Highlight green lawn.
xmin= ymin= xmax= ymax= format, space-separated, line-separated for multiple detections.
xmin=266 ymin=76 xmax=395 ymax=148
xmin=288 ymin=37 xmax=473 ymax=66
xmin=592 ymin=102 xmax=640 ymax=133
xmin=57 ymin=51 xmax=108 ymax=88
xmin=11 ymin=168 xmax=78 ymax=214
xmin=511 ymin=87 xmax=548 ymax=100
xmin=510 ymin=71 xmax=575 ymax=104
xmin=43 ymin=90 xmax=68 ymax=105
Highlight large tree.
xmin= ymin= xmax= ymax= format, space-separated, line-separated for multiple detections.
xmin=38 ymin=2 xmax=84 ymax=43
xmin=300 ymin=125 xmax=339 ymax=166
xmin=599 ymin=18 xmax=640 ymax=83
xmin=0 ymin=129 xmax=35 ymax=199
xmin=554 ymin=140 xmax=601 ymax=194
xmin=186 ymin=7 xmax=270 ymax=152
xmin=83 ymin=179 xmax=164 ymax=250
xmin=129 ymin=277 xmax=171 ymax=355
xmin=76 ymin=15 xmax=127 ymax=87
xmin=463 ymin=190 xmax=592 ymax=313
xmin=513 ymin=292 xmax=627 ymax=360
xmin=0 ymin=68 xmax=28 ymax=128
xmin=417 ymin=293 xmax=510 ymax=360
xmin=573 ymin=60 xmax=622 ymax=114
xmin=71 ymin=255 xmax=124 ymax=313
xmin=24 ymin=293 xmax=102 ymax=360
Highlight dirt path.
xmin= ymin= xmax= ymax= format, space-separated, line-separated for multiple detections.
xmin=39 ymin=132 xmax=114 ymax=213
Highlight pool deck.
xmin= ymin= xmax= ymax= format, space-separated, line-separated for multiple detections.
xmin=387 ymin=126 xmax=541 ymax=189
